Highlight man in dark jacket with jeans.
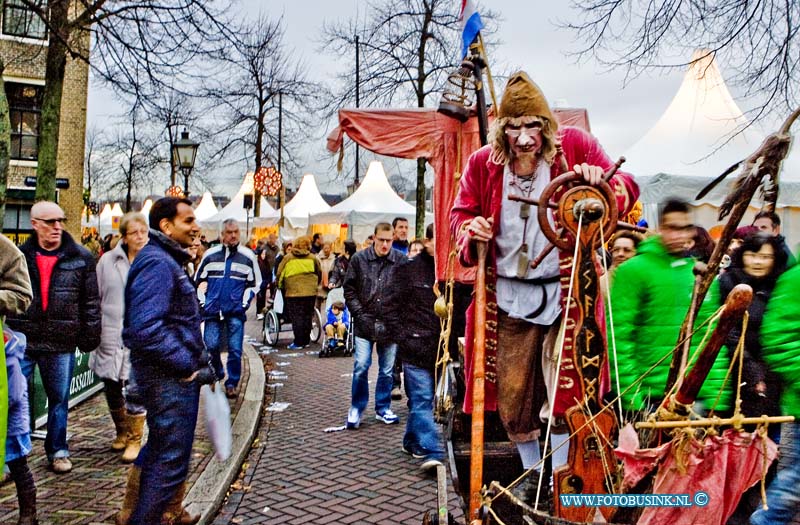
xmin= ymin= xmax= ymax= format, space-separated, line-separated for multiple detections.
xmin=343 ymin=222 xmax=403 ymax=428
xmin=7 ymin=201 xmax=101 ymax=474
xmin=385 ymin=223 xmax=444 ymax=472
xmin=119 ymin=197 xmax=216 ymax=525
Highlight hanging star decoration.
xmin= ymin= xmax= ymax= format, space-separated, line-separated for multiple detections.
xmin=166 ymin=185 xmax=185 ymax=198
xmin=257 ymin=166 xmax=282 ymax=197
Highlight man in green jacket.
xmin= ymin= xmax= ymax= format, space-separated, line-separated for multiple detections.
xmin=751 ymin=265 xmax=800 ymax=524
xmin=609 ymin=198 xmax=729 ymax=415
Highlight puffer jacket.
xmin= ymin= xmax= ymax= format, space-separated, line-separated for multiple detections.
xmin=609 ymin=235 xmax=729 ymax=412
xmin=89 ymin=242 xmax=133 ymax=381
xmin=343 ymin=246 xmax=403 ymax=342
xmin=195 ymin=244 xmax=261 ymax=320
xmin=123 ymin=230 xmax=206 ymax=379
xmin=384 ymin=248 xmax=438 ymax=370
xmin=276 ymin=248 xmax=321 ymax=298
xmin=7 ymin=231 xmax=101 ymax=353
xmin=761 ymin=265 xmax=800 ymax=417
xmin=0 ymin=234 xmax=32 ymax=316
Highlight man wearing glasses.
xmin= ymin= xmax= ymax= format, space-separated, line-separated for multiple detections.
xmin=610 ymin=197 xmax=728 ymax=415
xmin=343 ymin=222 xmax=404 ymax=429
xmin=7 ymin=201 xmax=101 ymax=474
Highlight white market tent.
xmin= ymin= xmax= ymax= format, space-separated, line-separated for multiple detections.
xmin=139 ymin=198 xmax=153 ymax=218
xmin=193 ymin=191 xmax=219 ymax=222
xmin=99 ymin=203 xmax=124 ymax=237
xmin=309 ymin=161 xmax=416 ymax=243
xmin=255 ymin=173 xmax=331 ymax=239
xmin=198 ymin=172 xmax=275 ymax=236
xmin=626 ymin=50 xmax=800 ymax=246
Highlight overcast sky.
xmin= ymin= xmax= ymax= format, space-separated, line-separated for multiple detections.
xmin=86 ymin=1 xmax=798 ymax=199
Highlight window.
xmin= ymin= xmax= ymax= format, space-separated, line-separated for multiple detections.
xmin=2 ymin=0 xmax=47 ymax=40
xmin=7 ymin=82 xmax=43 ymax=161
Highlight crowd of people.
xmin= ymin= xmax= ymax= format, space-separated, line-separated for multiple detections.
xmin=1 ymin=70 xmax=799 ymax=525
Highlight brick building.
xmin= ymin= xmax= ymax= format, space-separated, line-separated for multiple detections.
xmin=1 ymin=2 xmax=89 ymax=244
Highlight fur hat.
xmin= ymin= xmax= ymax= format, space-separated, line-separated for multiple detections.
xmin=497 ymin=71 xmax=556 ymax=124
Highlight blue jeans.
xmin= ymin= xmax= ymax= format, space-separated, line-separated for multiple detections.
xmin=204 ymin=316 xmax=245 ymax=389
xmin=403 ymin=363 xmax=443 ymax=458
xmin=130 ymin=369 xmax=200 ymax=525
xmin=750 ymin=422 xmax=800 ymax=525
xmin=351 ymin=336 xmax=397 ymax=415
xmin=21 ymin=351 xmax=75 ymax=460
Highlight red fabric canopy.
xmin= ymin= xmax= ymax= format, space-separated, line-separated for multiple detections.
xmin=326 ymin=107 xmax=591 ymax=281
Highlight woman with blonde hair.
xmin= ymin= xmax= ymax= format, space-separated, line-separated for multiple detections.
xmin=90 ymin=212 xmax=149 ymax=462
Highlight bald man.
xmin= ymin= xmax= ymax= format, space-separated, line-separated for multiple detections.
xmin=6 ymin=201 xmax=101 ymax=474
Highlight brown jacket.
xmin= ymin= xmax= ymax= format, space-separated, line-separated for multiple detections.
xmin=0 ymin=235 xmax=33 ymax=317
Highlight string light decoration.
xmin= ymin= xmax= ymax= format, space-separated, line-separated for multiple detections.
xmin=166 ymin=185 xmax=185 ymax=198
xmin=258 ymin=166 xmax=282 ymax=197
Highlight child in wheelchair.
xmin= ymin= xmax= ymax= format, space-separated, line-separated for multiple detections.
xmin=321 ymin=300 xmax=350 ymax=357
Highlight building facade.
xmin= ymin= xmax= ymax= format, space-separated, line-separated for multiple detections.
xmin=1 ymin=1 xmax=89 ymax=243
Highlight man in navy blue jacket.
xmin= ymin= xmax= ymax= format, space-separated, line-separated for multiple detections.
xmin=119 ymin=197 xmax=216 ymax=525
xmin=195 ymin=218 xmax=261 ymax=398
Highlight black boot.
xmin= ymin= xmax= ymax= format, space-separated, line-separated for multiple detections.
xmin=510 ymin=474 xmax=551 ymax=512
xmin=8 ymin=457 xmax=37 ymax=525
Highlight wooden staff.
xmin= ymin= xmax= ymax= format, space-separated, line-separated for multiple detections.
xmin=469 ymin=241 xmax=488 ymax=521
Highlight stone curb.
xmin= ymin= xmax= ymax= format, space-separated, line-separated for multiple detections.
xmin=184 ymin=341 xmax=265 ymax=524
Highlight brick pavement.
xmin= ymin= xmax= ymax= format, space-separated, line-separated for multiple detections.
xmin=0 ymin=354 xmax=251 ymax=525
xmin=212 ymin=322 xmax=466 ymax=525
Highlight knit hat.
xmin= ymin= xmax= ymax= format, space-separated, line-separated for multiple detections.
xmin=498 ymin=71 xmax=556 ymax=124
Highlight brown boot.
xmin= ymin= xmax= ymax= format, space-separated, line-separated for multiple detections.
xmin=121 ymin=414 xmax=145 ymax=463
xmin=110 ymin=408 xmax=128 ymax=451
xmin=161 ymin=482 xmax=200 ymax=525
xmin=114 ymin=466 xmax=140 ymax=525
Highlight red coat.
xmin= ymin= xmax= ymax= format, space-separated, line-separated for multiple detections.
xmin=450 ymin=126 xmax=640 ymax=415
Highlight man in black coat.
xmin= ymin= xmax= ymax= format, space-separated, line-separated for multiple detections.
xmin=385 ymin=223 xmax=444 ymax=471
xmin=343 ymin=222 xmax=403 ymax=428
xmin=7 ymin=201 xmax=101 ymax=474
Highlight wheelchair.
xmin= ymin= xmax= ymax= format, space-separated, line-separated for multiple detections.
xmin=262 ymin=292 xmax=323 ymax=347
xmin=318 ymin=287 xmax=354 ymax=358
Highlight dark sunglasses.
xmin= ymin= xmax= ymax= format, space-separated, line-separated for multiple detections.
xmin=33 ymin=217 xmax=67 ymax=225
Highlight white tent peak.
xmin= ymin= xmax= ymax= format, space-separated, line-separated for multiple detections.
xmin=283 ymin=174 xmax=330 ymax=216
xmin=198 ymin=172 xmax=274 ymax=232
xmin=624 ymin=49 xmax=757 ymax=178
xmin=309 ymin=161 xmax=416 ymax=242
xmin=110 ymin=203 xmax=124 ymax=217
xmin=140 ymin=198 xmax=153 ymax=217
xmin=193 ymin=191 xmax=219 ymax=221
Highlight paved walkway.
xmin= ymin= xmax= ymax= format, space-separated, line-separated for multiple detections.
xmin=0 ymin=316 xmax=467 ymax=524
xmin=0 ymin=340 xmax=263 ymax=525
xmin=210 ymin=321 xmax=465 ymax=525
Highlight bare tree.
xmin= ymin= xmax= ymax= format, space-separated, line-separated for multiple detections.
xmin=203 ymin=14 xmax=322 ymax=216
xmin=98 ymin=105 xmax=163 ymax=211
xmin=11 ymin=0 xmax=233 ymax=202
xmin=564 ymin=1 xmax=799 ymax=121
xmin=83 ymin=124 xmax=114 ymax=216
xmin=322 ymin=0 xmax=497 ymax=237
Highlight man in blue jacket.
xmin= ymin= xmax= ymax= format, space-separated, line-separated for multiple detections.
xmin=119 ymin=197 xmax=216 ymax=525
xmin=195 ymin=218 xmax=261 ymax=398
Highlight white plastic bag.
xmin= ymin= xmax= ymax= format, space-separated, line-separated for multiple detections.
xmin=273 ymin=289 xmax=284 ymax=315
xmin=202 ymin=384 xmax=232 ymax=461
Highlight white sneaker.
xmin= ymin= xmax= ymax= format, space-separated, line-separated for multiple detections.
xmin=375 ymin=409 xmax=399 ymax=424
xmin=257 ymin=313 xmax=264 ymax=320
xmin=346 ymin=407 xmax=361 ymax=429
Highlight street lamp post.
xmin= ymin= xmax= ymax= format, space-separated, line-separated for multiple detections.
xmin=172 ymin=129 xmax=200 ymax=197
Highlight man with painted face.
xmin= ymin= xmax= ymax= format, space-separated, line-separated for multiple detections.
xmin=450 ymin=71 xmax=639 ymax=506
xmin=118 ymin=197 xmax=216 ymax=525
